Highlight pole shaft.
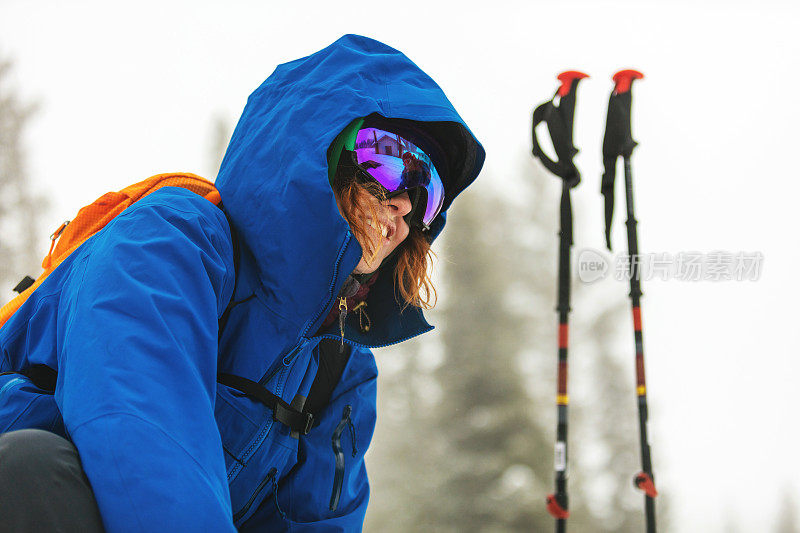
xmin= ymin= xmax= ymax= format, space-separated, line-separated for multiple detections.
xmin=552 ymin=183 xmax=572 ymax=532
xmin=624 ymin=156 xmax=656 ymax=533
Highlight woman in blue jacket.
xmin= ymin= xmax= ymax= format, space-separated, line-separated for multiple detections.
xmin=0 ymin=35 xmax=484 ymax=531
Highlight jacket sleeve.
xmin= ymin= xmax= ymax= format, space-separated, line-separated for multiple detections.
xmin=54 ymin=189 xmax=237 ymax=533
xmin=240 ymin=345 xmax=378 ymax=532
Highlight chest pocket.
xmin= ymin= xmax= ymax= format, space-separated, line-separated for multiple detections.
xmin=215 ymin=339 xmax=353 ymax=526
xmin=215 ymin=364 xmax=298 ymax=526
xmin=263 ymin=345 xmax=377 ymax=529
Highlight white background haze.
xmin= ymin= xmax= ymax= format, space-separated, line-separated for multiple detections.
xmin=1 ymin=1 xmax=798 ymax=531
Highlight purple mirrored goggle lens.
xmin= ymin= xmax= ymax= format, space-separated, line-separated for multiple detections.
xmin=354 ymin=127 xmax=444 ymax=228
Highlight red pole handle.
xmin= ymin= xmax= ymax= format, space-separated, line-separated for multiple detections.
xmin=612 ymin=69 xmax=644 ymax=94
xmin=557 ymin=70 xmax=589 ymax=97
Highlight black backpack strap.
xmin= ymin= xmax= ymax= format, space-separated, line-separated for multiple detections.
xmin=218 ymin=373 xmax=315 ymax=435
xmin=214 ymin=201 xmax=326 ymax=436
xmin=218 ymin=340 xmax=352 ymax=435
xmin=304 ymin=339 xmax=351 ymax=423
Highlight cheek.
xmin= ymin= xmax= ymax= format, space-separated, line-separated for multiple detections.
xmin=394 ymin=225 xmax=410 ymax=247
xmin=357 ymin=230 xmax=379 ymax=256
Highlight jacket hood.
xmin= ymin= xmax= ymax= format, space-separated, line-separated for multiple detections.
xmin=215 ymin=34 xmax=485 ymax=346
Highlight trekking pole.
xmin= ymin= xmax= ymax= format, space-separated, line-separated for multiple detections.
xmin=531 ymin=70 xmax=588 ymax=533
xmin=601 ymin=69 xmax=658 ymax=533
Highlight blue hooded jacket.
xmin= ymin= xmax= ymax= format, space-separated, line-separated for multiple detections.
xmin=0 ymin=35 xmax=484 ymax=531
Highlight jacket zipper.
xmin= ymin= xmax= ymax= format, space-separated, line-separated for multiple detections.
xmin=302 ymin=233 xmax=355 ymax=339
xmin=260 ymin=343 xmax=303 ymax=386
xmin=330 ymin=404 xmax=358 ymax=511
xmin=233 ymin=467 xmax=278 ymax=523
xmin=338 ymin=297 xmax=348 ymax=352
xmin=301 ymin=231 xmax=430 ymax=349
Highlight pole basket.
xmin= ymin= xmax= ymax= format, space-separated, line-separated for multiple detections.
xmin=546 ymin=494 xmax=570 ymax=519
xmin=634 ymin=472 xmax=658 ymax=498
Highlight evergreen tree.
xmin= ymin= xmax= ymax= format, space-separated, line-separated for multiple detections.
xmin=775 ymin=488 xmax=800 ymax=533
xmin=367 ymin=156 xmax=653 ymax=530
xmin=429 ymin=183 xmax=555 ymax=531
xmin=368 ymin=180 xmax=554 ymax=531
xmin=568 ymin=296 xmax=644 ymax=532
xmin=0 ymin=55 xmax=46 ymax=292
xmin=208 ymin=113 xmax=231 ymax=180
xmin=363 ymin=339 xmax=442 ymax=532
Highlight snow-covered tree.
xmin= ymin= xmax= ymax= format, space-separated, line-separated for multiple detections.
xmin=367 ymin=156 xmax=647 ymax=530
xmin=0 ymin=55 xmax=46 ymax=293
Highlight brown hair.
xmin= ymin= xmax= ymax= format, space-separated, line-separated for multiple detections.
xmin=333 ymin=175 xmax=437 ymax=310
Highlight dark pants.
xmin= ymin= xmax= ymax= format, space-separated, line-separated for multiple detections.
xmin=0 ymin=429 xmax=105 ymax=532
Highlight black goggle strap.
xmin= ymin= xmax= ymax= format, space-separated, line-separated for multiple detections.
xmin=328 ymin=118 xmax=366 ymax=186
xmin=377 ymin=185 xmax=426 ymax=231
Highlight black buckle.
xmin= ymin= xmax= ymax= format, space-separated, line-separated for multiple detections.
xmin=301 ymin=413 xmax=314 ymax=435
xmin=13 ymin=276 xmax=35 ymax=294
xmin=273 ymin=403 xmax=315 ymax=435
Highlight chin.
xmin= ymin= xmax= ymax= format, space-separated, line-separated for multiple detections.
xmin=355 ymin=258 xmax=379 ymax=275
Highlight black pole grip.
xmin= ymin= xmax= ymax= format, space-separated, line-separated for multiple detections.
xmin=531 ymin=71 xmax=588 ymax=188
xmin=601 ymin=69 xmax=643 ymax=249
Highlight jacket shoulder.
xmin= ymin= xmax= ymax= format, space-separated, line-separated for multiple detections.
xmin=124 ymin=186 xmax=229 ymax=226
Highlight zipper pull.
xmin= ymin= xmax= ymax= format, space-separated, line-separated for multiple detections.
xmin=335 ymin=276 xmax=360 ymax=353
xmin=347 ymin=415 xmax=358 ymax=458
xmin=43 ymin=220 xmax=71 ymax=268
xmin=270 ymin=468 xmax=286 ymax=520
xmin=338 ymin=297 xmax=347 ymax=353
xmin=353 ymin=301 xmax=371 ymax=333
xmin=330 ymin=405 xmax=353 ymax=511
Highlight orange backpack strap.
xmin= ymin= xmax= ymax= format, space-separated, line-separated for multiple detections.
xmin=0 ymin=173 xmax=221 ymax=329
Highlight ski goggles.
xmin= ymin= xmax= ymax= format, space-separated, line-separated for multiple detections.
xmin=349 ymin=127 xmax=445 ymax=230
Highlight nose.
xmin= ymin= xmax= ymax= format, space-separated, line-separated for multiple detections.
xmin=386 ymin=191 xmax=413 ymax=219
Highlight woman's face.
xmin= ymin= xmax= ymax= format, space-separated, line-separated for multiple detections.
xmin=352 ymin=191 xmax=412 ymax=274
